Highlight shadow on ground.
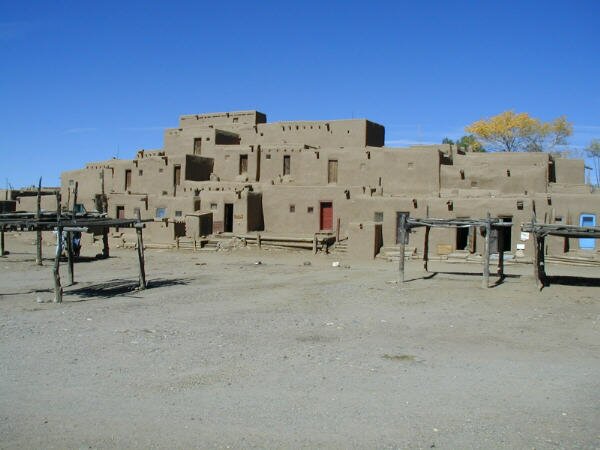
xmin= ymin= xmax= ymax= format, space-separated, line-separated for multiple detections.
xmin=545 ymin=275 xmax=600 ymax=288
xmin=66 ymin=277 xmax=191 ymax=300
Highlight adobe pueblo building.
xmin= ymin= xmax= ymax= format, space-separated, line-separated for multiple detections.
xmin=61 ymin=110 xmax=599 ymax=261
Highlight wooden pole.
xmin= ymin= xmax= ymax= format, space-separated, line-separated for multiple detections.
xmin=482 ymin=213 xmax=491 ymax=288
xmin=534 ymin=233 xmax=547 ymax=290
xmin=36 ymin=177 xmax=42 ymax=265
xmin=336 ymin=218 xmax=340 ymax=242
xmin=398 ymin=214 xmax=407 ymax=284
xmin=423 ymin=225 xmax=430 ymax=272
xmin=312 ymin=234 xmax=317 ymax=254
xmin=100 ymin=170 xmax=110 ymax=258
xmin=0 ymin=226 xmax=4 ymax=257
xmin=66 ymin=182 xmax=78 ymax=286
xmin=136 ymin=209 xmax=146 ymax=290
xmin=497 ymin=224 xmax=504 ymax=280
xmin=53 ymin=192 xmax=63 ymax=303
xmin=257 ymin=233 xmax=262 ymax=249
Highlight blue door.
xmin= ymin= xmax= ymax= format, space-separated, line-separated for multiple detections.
xmin=579 ymin=214 xmax=596 ymax=250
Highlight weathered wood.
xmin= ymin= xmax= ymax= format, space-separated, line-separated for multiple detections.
xmin=53 ymin=192 xmax=63 ymax=303
xmin=497 ymin=225 xmax=504 ymax=279
xmin=36 ymin=177 xmax=42 ymax=265
xmin=312 ymin=234 xmax=318 ymax=254
xmin=537 ymin=235 xmax=547 ymax=289
xmin=0 ymin=226 xmax=4 ymax=257
xmin=102 ymin=228 xmax=110 ymax=258
xmin=423 ymin=226 xmax=430 ymax=272
xmin=136 ymin=209 xmax=146 ymax=290
xmin=398 ymin=214 xmax=407 ymax=284
xmin=482 ymin=213 xmax=491 ymax=288
xmin=66 ymin=231 xmax=74 ymax=286
xmin=257 ymin=233 xmax=262 ymax=249
xmin=336 ymin=217 xmax=340 ymax=242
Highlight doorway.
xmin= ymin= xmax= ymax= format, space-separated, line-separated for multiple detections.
xmin=224 ymin=203 xmax=234 ymax=233
xmin=320 ymin=202 xmax=333 ymax=231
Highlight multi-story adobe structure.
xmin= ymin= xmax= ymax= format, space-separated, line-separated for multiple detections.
xmin=60 ymin=110 xmax=599 ymax=260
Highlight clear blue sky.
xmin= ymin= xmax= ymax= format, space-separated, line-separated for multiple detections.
xmin=1 ymin=0 xmax=599 ymax=188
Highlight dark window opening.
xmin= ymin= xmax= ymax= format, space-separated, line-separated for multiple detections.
xmin=456 ymin=227 xmax=469 ymax=250
xmin=374 ymin=211 xmax=383 ymax=222
xmin=328 ymin=160 xmax=338 ymax=184
xmin=224 ymin=203 xmax=234 ymax=232
xmin=283 ymin=155 xmax=290 ymax=176
xmin=125 ymin=170 xmax=132 ymax=190
xmin=289 ymin=204 xmax=295 ymax=213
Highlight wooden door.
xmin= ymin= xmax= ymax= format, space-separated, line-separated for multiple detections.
xmin=328 ymin=160 xmax=338 ymax=184
xmin=320 ymin=202 xmax=333 ymax=230
xmin=174 ymin=165 xmax=181 ymax=186
xmin=116 ymin=206 xmax=125 ymax=219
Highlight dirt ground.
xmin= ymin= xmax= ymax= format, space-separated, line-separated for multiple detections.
xmin=1 ymin=237 xmax=599 ymax=449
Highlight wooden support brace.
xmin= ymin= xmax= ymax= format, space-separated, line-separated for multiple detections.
xmin=257 ymin=233 xmax=262 ymax=249
xmin=398 ymin=215 xmax=407 ymax=284
xmin=312 ymin=234 xmax=318 ymax=254
xmin=136 ymin=210 xmax=146 ymax=290
xmin=36 ymin=177 xmax=42 ymax=265
xmin=0 ymin=226 xmax=5 ymax=257
xmin=67 ymin=231 xmax=74 ymax=286
xmin=497 ymin=225 xmax=504 ymax=279
xmin=482 ymin=214 xmax=491 ymax=288
xmin=423 ymin=226 xmax=430 ymax=272
xmin=53 ymin=192 xmax=63 ymax=303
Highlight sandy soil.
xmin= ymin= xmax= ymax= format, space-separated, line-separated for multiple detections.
xmin=1 ymin=237 xmax=599 ymax=449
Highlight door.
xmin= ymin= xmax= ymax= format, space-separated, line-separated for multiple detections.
xmin=579 ymin=214 xmax=596 ymax=249
xmin=173 ymin=165 xmax=181 ymax=195
xmin=320 ymin=202 xmax=333 ymax=231
xmin=194 ymin=138 xmax=202 ymax=155
xmin=124 ymin=170 xmax=132 ymax=190
xmin=396 ymin=212 xmax=409 ymax=244
xmin=224 ymin=203 xmax=234 ymax=233
xmin=328 ymin=160 xmax=338 ymax=184
xmin=116 ymin=206 xmax=125 ymax=219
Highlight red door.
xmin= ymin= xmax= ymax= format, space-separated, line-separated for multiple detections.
xmin=320 ymin=202 xmax=333 ymax=231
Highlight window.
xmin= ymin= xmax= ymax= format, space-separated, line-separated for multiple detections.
xmin=138 ymin=169 xmax=143 ymax=176
xmin=155 ymin=207 xmax=166 ymax=218
xmin=133 ymin=207 xmax=140 ymax=218
xmin=328 ymin=160 xmax=338 ymax=183
xmin=307 ymin=206 xmax=314 ymax=213
xmin=210 ymin=203 xmax=217 ymax=210
xmin=232 ymin=117 xmax=238 ymax=123
xmin=408 ymin=162 xmax=414 ymax=169
xmin=239 ymin=154 xmax=248 ymax=174
xmin=289 ymin=204 xmax=295 ymax=213
xmin=116 ymin=206 xmax=125 ymax=219
xmin=517 ymin=200 xmax=524 ymax=210
xmin=266 ymin=154 xmax=271 ymax=160
xmin=69 ymin=179 xmax=74 ymax=187
xmin=193 ymin=138 xmax=202 ymax=155
xmin=194 ymin=200 xmax=201 ymax=211
xmin=175 ymin=210 xmax=182 ymax=217
xmin=283 ymin=155 xmax=291 ymax=176
xmin=74 ymin=204 xmax=86 ymax=214
xmin=374 ymin=212 xmax=383 ymax=222
xmin=159 ymin=168 xmax=164 ymax=173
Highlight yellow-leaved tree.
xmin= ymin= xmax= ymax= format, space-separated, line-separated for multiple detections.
xmin=465 ymin=111 xmax=572 ymax=152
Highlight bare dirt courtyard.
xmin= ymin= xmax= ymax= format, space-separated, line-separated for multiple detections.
xmin=1 ymin=239 xmax=599 ymax=449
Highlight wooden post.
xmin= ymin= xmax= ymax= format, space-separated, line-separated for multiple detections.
xmin=497 ymin=224 xmax=504 ymax=279
xmin=482 ymin=214 xmax=491 ymax=288
xmin=534 ymin=233 xmax=547 ymax=290
xmin=136 ymin=210 xmax=146 ymax=290
xmin=66 ymin=231 xmax=74 ymax=286
xmin=0 ymin=226 xmax=5 ymax=257
xmin=257 ymin=233 xmax=262 ymax=249
xmin=398 ymin=214 xmax=407 ymax=284
xmin=312 ymin=234 xmax=318 ymax=254
xmin=53 ymin=192 xmax=63 ymax=303
xmin=100 ymin=170 xmax=110 ymax=258
xmin=336 ymin=218 xmax=340 ymax=242
xmin=36 ymin=177 xmax=42 ymax=265
xmin=423 ymin=225 xmax=430 ymax=272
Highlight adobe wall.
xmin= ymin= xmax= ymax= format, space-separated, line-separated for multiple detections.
xmin=554 ymin=158 xmax=585 ymax=184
